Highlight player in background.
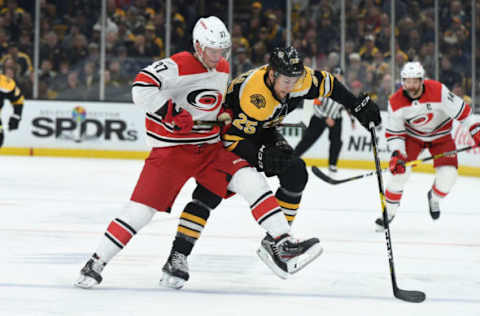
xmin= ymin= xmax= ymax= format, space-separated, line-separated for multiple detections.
xmin=218 ymin=46 xmax=381 ymax=265
xmin=0 ymin=73 xmax=24 ymax=147
xmin=75 ymin=16 xmax=322 ymax=290
xmin=293 ymin=67 xmax=356 ymax=174
xmin=375 ymin=61 xmax=480 ymax=231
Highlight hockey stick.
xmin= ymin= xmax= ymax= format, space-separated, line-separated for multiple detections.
xmin=369 ymin=122 xmax=426 ymax=303
xmin=312 ymin=144 xmax=476 ymax=185
xmin=194 ymin=120 xmax=307 ymax=131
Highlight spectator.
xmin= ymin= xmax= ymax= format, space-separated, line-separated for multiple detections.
xmin=440 ymin=55 xmax=462 ymax=90
xmin=67 ymin=33 xmax=89 ymax=67
xmin=56 ymin=71 xmax=85 ymax=100
xmin=40 ymin=31 xmax=64 ymax=70
xmin=1 ymin=44 xmax=32 ymax=76
xmin=359 ymin=34 xmax=379 ymax=63
xmin=232 ymin=46 xmax=253 ymax=78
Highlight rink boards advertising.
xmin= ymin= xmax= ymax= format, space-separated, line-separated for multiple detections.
xmin=0 ymin=100 xmax=479 ymax=176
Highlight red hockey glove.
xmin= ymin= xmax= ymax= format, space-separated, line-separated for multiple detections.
xmin=217 ymin=107 xmax=233 ymax=134
xmin=164 ymin=100 xmax=193 ymax=133
xmin=469 ymin=123 xmax=480 ymax=147
xmin=389 ymin=150 xmax=407 ymax=175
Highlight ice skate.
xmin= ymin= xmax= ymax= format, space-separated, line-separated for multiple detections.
xmin=74 ymin=253 xmax=106 ymax=289
xmin=256 ymin=233 xmax=323 ymax=279
xmin=375 ymin=215 xmax=395 ymax=232
xmin=427 ymin=189 xmax=440 ymax=220
xmin=160 ymin=251 xmax=189 ymax=289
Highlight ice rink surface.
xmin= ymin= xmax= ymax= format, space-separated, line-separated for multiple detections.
xmin=1 ymin=155 xmax=479 ymax=316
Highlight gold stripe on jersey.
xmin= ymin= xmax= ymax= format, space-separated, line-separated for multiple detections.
xmin=238 ymin=67 xmax=283 ymax=121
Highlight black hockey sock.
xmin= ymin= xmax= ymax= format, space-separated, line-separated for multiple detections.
xmin=172 ymin=201 xmax=210 ymax=256
xmin=275 ymin=187 xmax=302 ymax=226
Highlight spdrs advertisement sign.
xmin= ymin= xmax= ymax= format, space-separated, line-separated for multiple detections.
xmin=2 ymin=100 xmax=149 ymax=151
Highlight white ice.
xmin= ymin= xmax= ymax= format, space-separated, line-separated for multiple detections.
xmin=0 ymin=156 xmax=479 ymax=316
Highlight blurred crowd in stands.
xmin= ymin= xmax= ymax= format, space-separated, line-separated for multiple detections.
xmin=0 ymin=0 xmax=479 ymax=110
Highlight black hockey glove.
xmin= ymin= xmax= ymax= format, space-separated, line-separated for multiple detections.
xmin=258 ymin=144 xmax=295 ymax=177
xmin=8 ymin=115 xmax=21 ymax=131
xmin=352 ymin=94 xmax=381 ymax=129
xmin=0 ymin=129 xmax=4 ymax=148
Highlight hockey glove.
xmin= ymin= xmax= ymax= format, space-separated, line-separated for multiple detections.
xmin=164 ymin=100 xmax=194 ymax=133
xmin=352 ymin=94 xmax=381 ymax=129
xmin=8 ymin=115 xmax=21 ymax=131
xmin=258 ymin=144 xmax=295 ymax=177
xmin=389 ymin=150 xmax=407 ymax=175
xmin=0 ymin=128 xmax=4 ymax=148
xmin=469 ymin=123 xmax=480 ymax=147
xmin=217 ymin=107 xmax=233 ymax=134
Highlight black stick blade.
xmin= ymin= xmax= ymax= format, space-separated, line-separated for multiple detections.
xmin=394 ymin=288 xmax=426 ymax=303
xmin=311 ymin=167 xmax=343 ymax=185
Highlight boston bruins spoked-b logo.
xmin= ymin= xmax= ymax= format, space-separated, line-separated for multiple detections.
xmin=187 ymin=89 xmax=223 ymax=112
xmin=250 ymin=94 xmax=266 ymax=109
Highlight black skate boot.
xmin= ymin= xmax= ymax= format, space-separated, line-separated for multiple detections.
xmin=256 ymin=233 xmax=323 ymax=279
xmin=74 ymin=253 xmax=106 ymax=289
xmin=427 ymin=189 xmax=440 ymax=220
xmin=160 ymin=251 xmax=189 ymax=289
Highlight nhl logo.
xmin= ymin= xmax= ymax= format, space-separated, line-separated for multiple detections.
xmin=250 ymin=94 xmax=266 ymax=109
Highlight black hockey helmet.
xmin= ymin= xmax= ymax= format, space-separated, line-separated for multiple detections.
xmin=269 ymin=46 xmax=304 ymax=77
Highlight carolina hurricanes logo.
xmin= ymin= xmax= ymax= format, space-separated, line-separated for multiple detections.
xmin=187 ymin=89 xmax=223 ymax=111
xmin=407 ymin=113 xmax=434 ymax=127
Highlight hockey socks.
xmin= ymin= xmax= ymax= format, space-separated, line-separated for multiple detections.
xmin=275 ymin=187 xmax=302 ymax=225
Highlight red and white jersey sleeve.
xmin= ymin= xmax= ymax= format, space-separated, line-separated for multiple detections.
xmin=386 ymin=79 xmax=474 ymax=153
xmin=132 ymin=51 xmax=230 ymax=148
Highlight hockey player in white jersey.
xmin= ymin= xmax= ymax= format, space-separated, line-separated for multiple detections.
xmin=375 ymin=61 xmax=480 ymax=230
xmin=75 ymin=16 xmax=322 ymax=290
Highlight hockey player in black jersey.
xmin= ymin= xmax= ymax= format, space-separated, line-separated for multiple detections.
xmin=221 ymin=46 xmax=381 ymax=229
xmin=0 ymin=73 xmax=24 ymax=147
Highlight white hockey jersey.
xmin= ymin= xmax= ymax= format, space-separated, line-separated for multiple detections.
xmin=386 ymin=79 xmax=475 ymax=153
xmin=132 ymin=51 xmax=230 ymax=148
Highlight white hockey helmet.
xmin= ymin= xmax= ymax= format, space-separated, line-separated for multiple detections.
xmin=400 ymin=61 xmax=425 ymax=84
xmin=192 ymin=16 xmax=231 ymax=60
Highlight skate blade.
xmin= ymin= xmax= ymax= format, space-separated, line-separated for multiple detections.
xmin=287 ymin=243 xmax=323 ymax=275
xmin=256 ymin=247 xmax=289 ymax=280
xmin=159 ymin=272 xmax=186 ymax=289
xmin=74 ymin=275 xmax=99 ymax=289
